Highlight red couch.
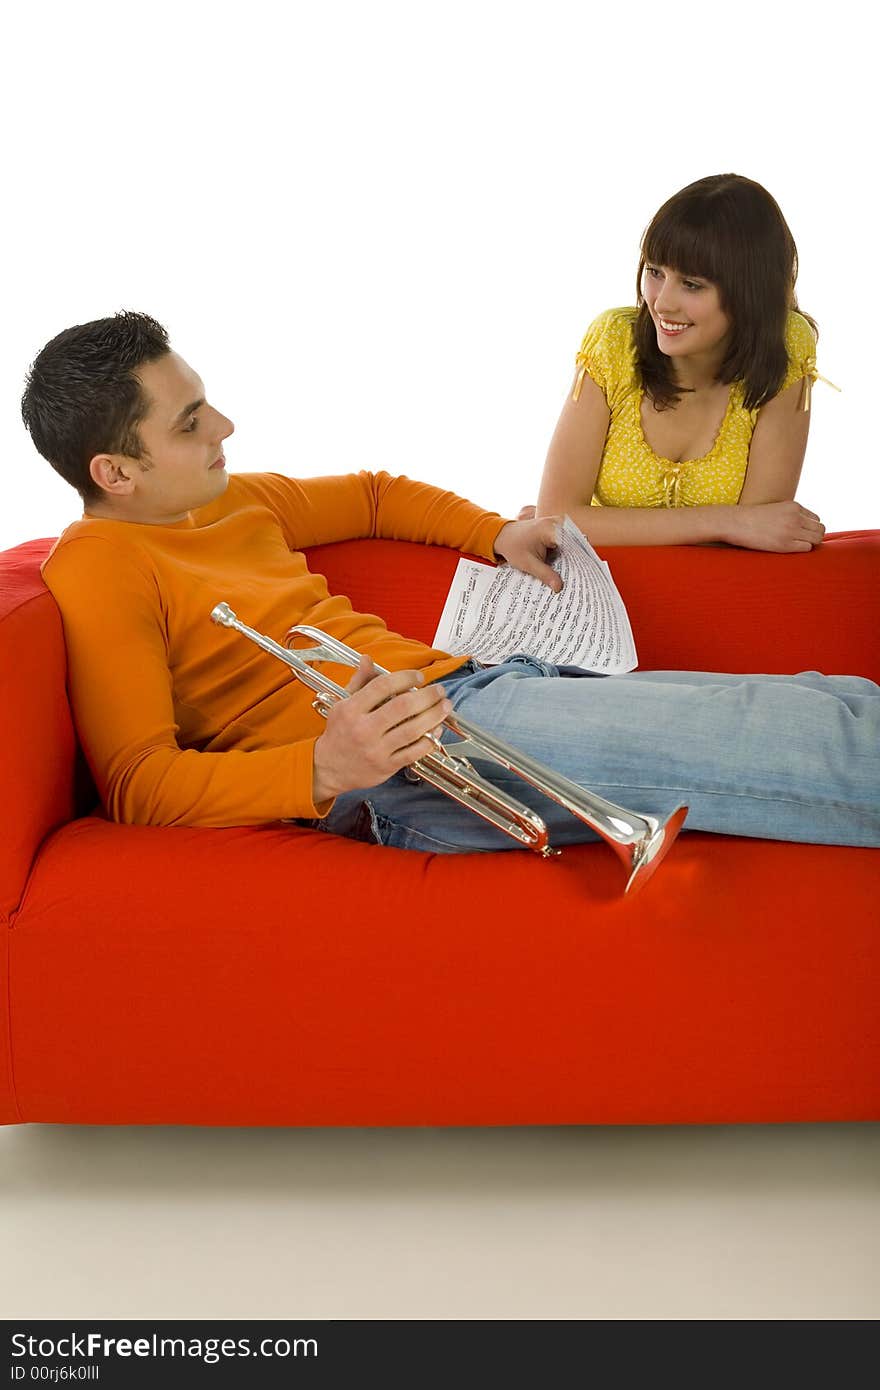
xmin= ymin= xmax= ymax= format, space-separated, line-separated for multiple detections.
xmin=1 ymin=533 xmax=878 ymax=1126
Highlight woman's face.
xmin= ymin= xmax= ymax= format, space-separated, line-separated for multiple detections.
xmin=642 ymin=263 xmax=732 ymax=364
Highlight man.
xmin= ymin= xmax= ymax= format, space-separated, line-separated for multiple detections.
xmin=21 ymin=312 xmax=880 ymax=855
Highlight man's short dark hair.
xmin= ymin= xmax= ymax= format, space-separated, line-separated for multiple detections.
xmin=21 ymin=311 xmax=170 ymax=502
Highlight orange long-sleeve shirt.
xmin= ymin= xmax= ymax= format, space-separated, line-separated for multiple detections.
xmin=43 ymin=470 xmax=507 ymax=826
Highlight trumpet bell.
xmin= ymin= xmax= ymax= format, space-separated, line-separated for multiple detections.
xmin=622 ymin=804 xmax=688 ymax=894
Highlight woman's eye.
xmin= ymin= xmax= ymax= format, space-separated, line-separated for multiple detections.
xmin=683 ymin=281 xmax=703 ymax=292
xmin=646 ymin=266 xmax=662 ymax=278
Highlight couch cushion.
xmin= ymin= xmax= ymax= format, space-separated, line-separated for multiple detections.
xmin=10 ymin=816 xmax=880 ymax=1124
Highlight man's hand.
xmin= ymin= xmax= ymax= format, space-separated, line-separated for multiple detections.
xmin=312 ymin=656 xmax=452 ymax=806
xmin=493 ymin=516 xmax=563 ymax=592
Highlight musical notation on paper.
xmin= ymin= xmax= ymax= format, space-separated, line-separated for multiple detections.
xmin=432 ymin=517 xmax=638 ymax=674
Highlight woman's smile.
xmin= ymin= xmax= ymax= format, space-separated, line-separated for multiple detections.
xmin=657 ymin=318 xmax=692 ymax=337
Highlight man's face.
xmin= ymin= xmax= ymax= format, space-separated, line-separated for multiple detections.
xmin=122 ymin=351 xmax=235 ymax=521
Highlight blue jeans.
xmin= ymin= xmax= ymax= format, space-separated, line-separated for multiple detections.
xmin=317 ymin=657 xmax=880 ymax=852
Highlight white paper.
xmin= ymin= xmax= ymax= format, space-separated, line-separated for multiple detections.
xmin=432 ymin=517 xmax=638 ymax=673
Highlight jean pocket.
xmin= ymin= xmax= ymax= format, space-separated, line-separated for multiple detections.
xmin=372 ymin=811 xmax=490 ymax=855
xmin=503 ymin=652 xmax=561 ymax=679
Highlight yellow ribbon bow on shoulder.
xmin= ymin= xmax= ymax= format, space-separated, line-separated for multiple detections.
xmin=799 ymin=356 xmax=842 ymax=412
xmin=572 ymin=354 xmax=591 ymax=403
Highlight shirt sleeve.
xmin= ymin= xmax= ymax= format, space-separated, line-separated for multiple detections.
xmin=231 ymin=470 xmax=508 ymax=560
xmin=43 ymin=535 xmax=327 ymax=828
xmin=780 ymin=311 xmax=819 ymax=394
xmin=572 ymin=308 xmax=635 ymax=409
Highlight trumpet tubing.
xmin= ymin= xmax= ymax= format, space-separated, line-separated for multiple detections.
xmin=210 ymin=605 xmax=687 ymax=893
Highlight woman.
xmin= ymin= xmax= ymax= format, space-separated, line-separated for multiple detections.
xmin=528 ymin=174 xmax=838 ymax=551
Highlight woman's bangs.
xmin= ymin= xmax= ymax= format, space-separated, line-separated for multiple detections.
xmin=643 ymin=216 xmax=722 ymax=284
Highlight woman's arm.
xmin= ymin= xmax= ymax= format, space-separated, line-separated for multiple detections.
xmin=534 ymin=372 xmax=823 ymax=551
xmin=737 ymin=377 xmax=811 ymax=502
xmin=728 ymin=378 xmax=824 ymax=550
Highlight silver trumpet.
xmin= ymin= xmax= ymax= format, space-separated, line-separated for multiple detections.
xmin=210 ymin=603 xmax=687 ymax=893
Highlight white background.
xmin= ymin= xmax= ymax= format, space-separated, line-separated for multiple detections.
xmin=1 ymin=4 xmax=878 ymax=1325
xmin=1 ymin=0 xmax=877 ymax=552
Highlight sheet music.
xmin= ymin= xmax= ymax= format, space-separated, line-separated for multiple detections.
xmin=432 ymin=517 xmax=637 ymax=673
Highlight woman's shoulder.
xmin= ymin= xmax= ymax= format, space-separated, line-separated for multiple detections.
xmin=580 ymin=305 xmax=638 ymax=345
xmin=577 ymin=307 xmax=638 ymax=376
xmin=770 ymin=309 xmax=820 ymax=400
xmin=784 ymin=308 xmax=818 ymax=364
xmin=573 ymin=308 xmax=639 ymax=404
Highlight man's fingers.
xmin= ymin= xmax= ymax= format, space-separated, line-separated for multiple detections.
xmin=375 ymin=682 xmax=448 ymax=733
xmin=390 ymin=733 xmax=447 ymax=769
xmin=515 ymin=556 xmax=562 ymax=590
xmin=527 ymin=558 xmax=563 ymax=592
xmin=387 ymin=693 xmax=452 ymax=744
xmin=520 ymin=518 xmax=563 ymax=591
xmin=345 ymin=653 xmax=381 ymax=695
xmin=317 ymin=666 xmax=452 ymax=798
xmin=346 ymin=665 xmax=424 ymax=711
xmin=346 ymin=675 xmax=451 ymax=754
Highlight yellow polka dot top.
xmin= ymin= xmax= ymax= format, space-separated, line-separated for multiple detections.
xmin=574 ymin=307 xmax=821 ymax=508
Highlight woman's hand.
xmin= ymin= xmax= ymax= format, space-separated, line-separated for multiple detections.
xmin=517 ymin=504 xmax=537 ymax=521
xmin=726 ymin=500 xmax=825 ymax=553
xmin=493 ymin=517 xmax=563 ymax=591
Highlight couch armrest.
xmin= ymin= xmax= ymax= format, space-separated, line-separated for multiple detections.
xmin=0 ymin=542 xmax=79 ymax=924
xmin=0 ymin=540 xmax=80 ymax=1124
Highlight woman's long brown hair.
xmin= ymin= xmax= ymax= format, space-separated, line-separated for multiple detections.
xmin=634 ymin=174 xmax=816 ymax=412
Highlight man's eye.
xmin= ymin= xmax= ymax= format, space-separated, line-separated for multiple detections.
xmin=184 ymin=417 xmax=199 ymax=433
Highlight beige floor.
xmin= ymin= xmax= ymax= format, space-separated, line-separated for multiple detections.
xmin=1 ymin=1123 xmax=878 ymax=1320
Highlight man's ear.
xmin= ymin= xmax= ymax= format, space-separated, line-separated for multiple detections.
xmin=88 ymin=454 xmax=137 ymax=499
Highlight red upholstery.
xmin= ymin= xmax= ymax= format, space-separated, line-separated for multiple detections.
xmin=1 ymin=534 xmax=878 ymax=1126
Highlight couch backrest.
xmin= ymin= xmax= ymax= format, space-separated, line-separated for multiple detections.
xmin=2 ymin=531 xmax=878 ymax=921
xmin=305 ymin=532 xmax=880 ymax=679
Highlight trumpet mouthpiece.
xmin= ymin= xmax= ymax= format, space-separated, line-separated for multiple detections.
xmin=211 ymin=602 xmax=237 ymax=627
